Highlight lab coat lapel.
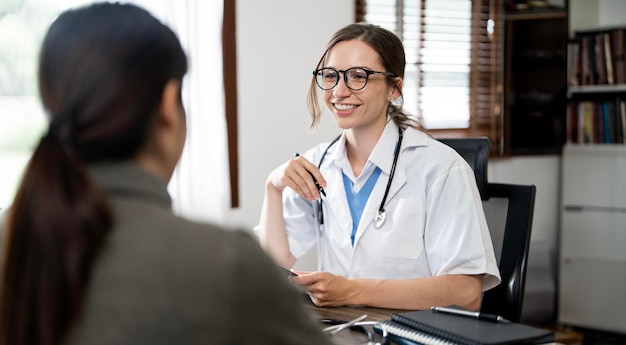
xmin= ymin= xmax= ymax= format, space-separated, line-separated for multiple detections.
xmin=353 ymin=123 xmax=407 ymax=244
xmin=324 ymin=154 xmax=353 ymax=239
xmin=377 ymin=128 xmax=426 ymax=210
xmin=378 ymin=154 xmax=407 ymax=211
xmin=357 ymin=159 xmax=407 ymax=233
xmin=374 ymin=127 xmax=427 ymax=211
xmin=356 ymin=172 xmax=393 ymax=235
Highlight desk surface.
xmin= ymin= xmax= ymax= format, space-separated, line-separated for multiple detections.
xmin=308 ymin=305 xmax=582 ymax=345
xmin=312 ymin=304 xmax=404 ymax=322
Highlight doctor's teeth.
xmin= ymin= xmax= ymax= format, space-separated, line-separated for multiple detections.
xmin=335 ymin=104 xmax=356 ymax=110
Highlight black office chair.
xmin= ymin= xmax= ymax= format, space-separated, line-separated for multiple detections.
xmin=480 ymin=182 xmax=536 ymax=323
xmin=438 ymin=137 xmax=490 ymax=200
xmin=438 ymin=137 xmax=537 ymax=323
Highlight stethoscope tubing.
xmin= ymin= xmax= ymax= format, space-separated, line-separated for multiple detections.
xmin=316 ymin=127 xmax=403 ymax=228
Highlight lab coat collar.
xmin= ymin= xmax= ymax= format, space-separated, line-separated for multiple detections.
xmin=324 ymin=121 xmax=417 ymax=174
xmin=369 ymin=121 xmax=402 ymax=175
xmin=378 ymin=123 xmax=430 ymax=206
xmin=321 ymin=121 xmax=430 ymax=182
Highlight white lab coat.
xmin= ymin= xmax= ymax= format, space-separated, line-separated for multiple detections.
xmin=274 ymin=122 xmax=500 ymax=291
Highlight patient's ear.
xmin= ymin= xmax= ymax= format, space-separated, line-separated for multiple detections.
xmin=134 ymin=79 xmax=185 ymax=182
xmin=155 ymin=79 xmax=186 ymax=180
xmin=158 ymin=79 xmax=183 ymax=129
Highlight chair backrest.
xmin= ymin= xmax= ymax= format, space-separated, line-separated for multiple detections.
xmin=439 ymin=137 xmax=536 ymax=322
xmin=480 ymin=182 xmax=537 ymax=323
xmin=438 ymin=137 xmax=490 ymax=200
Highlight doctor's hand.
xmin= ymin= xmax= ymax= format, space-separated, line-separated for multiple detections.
xmin=266 ymin=155 xmax=326 ymax=201
xmin=291 ymin=270 xmax=357 ymax=307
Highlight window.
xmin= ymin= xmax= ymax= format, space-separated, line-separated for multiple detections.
xmin=357 ymin=0 xmax=504 ymax=154
xmin=0 ymin=0 xmax=59 ymax=209
xmin=0 ymin=0 xmax=235 ymax=219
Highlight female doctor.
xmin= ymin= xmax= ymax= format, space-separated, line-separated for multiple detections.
xmin=257 ymin=23 xmax=500 ymax=311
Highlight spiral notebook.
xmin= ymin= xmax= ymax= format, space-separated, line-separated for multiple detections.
xmin=375 ymin=309 xmax=554 ymax=345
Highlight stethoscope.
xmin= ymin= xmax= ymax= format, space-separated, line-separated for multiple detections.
xmin=316 ymin=126 xmax=404 ymax=230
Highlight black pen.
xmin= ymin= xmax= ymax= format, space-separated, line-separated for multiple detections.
xmin=293 ymin=153 xmax=326 ymax=197
xmin=431 ymin=306 xmax=510 ymax=323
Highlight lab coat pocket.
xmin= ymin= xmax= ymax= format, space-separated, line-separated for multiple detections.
xmin=378 ymin=198 xmax=424 ymax=260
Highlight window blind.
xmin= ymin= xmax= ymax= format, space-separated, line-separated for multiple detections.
xmin=357 ymin=0 xmax=503 ymax=154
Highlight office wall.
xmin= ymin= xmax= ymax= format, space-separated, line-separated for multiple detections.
xmin=228 ymin=0 xmax=353 ymax=229
xmin=569 ymin=0 xmax=626 ymax=35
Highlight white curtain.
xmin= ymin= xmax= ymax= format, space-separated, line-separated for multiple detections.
xmin=133 ymin=0 xmax=231 ymax=224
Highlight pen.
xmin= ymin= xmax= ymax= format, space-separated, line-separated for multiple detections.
xmin=431 ymin=306 xmax=510 ymax=323
xmin=293 ymin=153 xmax=326 ymax=197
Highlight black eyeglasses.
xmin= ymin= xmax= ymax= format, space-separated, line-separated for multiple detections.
xmin=313 ymin=67 xmax=396 ymax=91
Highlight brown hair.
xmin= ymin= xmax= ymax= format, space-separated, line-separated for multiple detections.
xmin=0 ymin=3 xmax=187 ymax=345
xmin=306 ymin=23 xmax=424 ymax=131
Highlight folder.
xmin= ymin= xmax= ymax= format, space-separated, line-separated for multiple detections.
xmin=375 ymin=309 xmax=554 ymax=345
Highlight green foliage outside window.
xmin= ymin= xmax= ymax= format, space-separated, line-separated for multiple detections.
xmin=0 ymin=0 xmax=67 ymax=206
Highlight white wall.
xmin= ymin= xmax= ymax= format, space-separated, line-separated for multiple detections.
xmin=227 ymin=0 xmax=353 ymax=231
xmin=490 ymin=155 xmax=561 ymax=323
xmin=570 ymin=0 xmax=626 ymax=35
xmin=489 ymin=156 xmax=561 ymax=245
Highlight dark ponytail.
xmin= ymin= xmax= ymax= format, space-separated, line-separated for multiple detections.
xmin=2 ymin=128 xmax=112 ymax=345
xmin=0 ymin=3 xmax=187 ymax=345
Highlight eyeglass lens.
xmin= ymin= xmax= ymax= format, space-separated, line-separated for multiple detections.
xmin=315 ymin=68 xmax=370 ymax=91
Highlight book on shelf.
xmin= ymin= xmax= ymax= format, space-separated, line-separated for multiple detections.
xmin=582 ymin=101 xmax=593 ymax=143
xmin=571 ymin=27 xmax=626 ymax=86
xmin=594 ymin=33 xmax=607 ymax=85
xmin=566 ymin=98 xmax=626 ymax=144
xmin=566 ymin=100 xmax=577 ymax=142
xmin=374 ymin=308 xmax=554 ymax=345
xmin=613 ymin=100 xmax=621 ymax=143
xmin=580 ymin=34 xmax=592 ymax=85
xmin=604 ymin=32 xmax=615 ymax=85
xmin=567 ymin=40 xmax=580 ymax=86
xmin=615 ymin=28 xmax=625 ymax=84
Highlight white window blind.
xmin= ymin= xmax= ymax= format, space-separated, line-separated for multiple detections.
xmin=358 ymin=0 xmax=503 ymax=152
xmin=362 ymin=0 xmax=471 ymax=129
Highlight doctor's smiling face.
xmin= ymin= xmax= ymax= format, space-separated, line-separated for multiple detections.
xmin=322 ymin=39 xmax=401 ymax=133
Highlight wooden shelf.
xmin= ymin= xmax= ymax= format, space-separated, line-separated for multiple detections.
xmin=503 ymin=3 xmax=568 ymax=155
xmin=568 ymin=84 xmax=626 ymax=96
xmin=505 ymin=9 xmax=567 ymax=21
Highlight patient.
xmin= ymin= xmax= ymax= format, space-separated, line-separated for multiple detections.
xmin=0 ymin=3 xmax=332 ymax=345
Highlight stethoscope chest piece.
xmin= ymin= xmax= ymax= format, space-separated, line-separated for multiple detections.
xmin=374 ymin=210 xmax=386 ymax=229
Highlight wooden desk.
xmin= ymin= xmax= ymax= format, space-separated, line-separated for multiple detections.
xmin=312 ymin=304 xmax=404 ymax=322
xmin=308 ymin=305 xmax=582 ymax=345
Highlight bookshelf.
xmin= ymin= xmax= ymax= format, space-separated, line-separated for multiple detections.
xmin=503 ymin=4 xmax=569 ymax=155
xmin=565 ymin=26 xmax=626 ymax=144
xmin=558 ymin=1 xmax=626 ymax=335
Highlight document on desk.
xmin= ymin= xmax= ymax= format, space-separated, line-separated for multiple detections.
xmin=375 ymin=308 xmax=554 ymax=345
